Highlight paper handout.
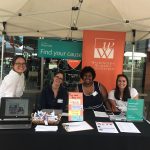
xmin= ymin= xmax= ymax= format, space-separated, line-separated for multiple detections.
xmin=94 ymin=111 xmax=109 ymax=118
xmin=115 ymin=122 xmax=141 ymax=133
xmin=62 ymin=121 xmax=93 ymax=132
xmin=35 ymin=125 xmax=58 ymax=132
xmin=96 ymin=122 xmax=118 ymax=133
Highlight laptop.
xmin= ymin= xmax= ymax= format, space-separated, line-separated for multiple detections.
xmin=0 ymin=97 xmax=33 ymax=129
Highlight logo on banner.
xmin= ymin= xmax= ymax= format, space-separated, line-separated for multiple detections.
xmin=94 ymin=38 xmax=115 ymax=59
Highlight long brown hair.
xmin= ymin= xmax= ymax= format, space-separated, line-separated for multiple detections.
xmin=114 ymin=74 xmax=131 ymax=101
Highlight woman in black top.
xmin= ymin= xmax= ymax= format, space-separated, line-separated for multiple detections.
xmin=77 ymin=66 xmax=110 ymax=111
xmin=39 ymin=71 xmax=68 ymax=111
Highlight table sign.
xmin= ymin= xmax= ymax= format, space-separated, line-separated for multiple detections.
xmin=126 ymin=99 xmax=144 ymax=121
xmin=68 ymin=92 xmax=83 ymax=121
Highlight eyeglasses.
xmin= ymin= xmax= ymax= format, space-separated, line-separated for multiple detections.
xmin=14 ymin=63 xmax=26 ymax=66
xmin=55 ymin=75 xmax=63 ymax=81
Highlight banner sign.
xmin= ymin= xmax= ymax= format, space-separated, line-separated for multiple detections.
xmin=82 ymin=30 xmax=126 ymax=91
xmin=126 ymin=99 xmax=144 ymax=121
xmin=38 ymin=39 xmax=82 ymax=60
xmin=68 ymin=92 xmax=83 ymax=121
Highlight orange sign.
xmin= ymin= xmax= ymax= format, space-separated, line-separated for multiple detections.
xmin=82 ymin=30 xmax=126 ymax=92
xmin=67 ymin=60 xmax=81 ymax=69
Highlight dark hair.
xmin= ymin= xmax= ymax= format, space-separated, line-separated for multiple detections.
xmin=80 ymin=66 xmax=96 ymax=80
xmin=114 ymin=74 xmax=131 ymax=101
xmin=12 ymin=55 xmax=26 ymax=66
xmin=54 ymin=70 xmax=64 ymax=79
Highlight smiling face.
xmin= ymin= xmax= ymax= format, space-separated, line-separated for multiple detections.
xmin=82 ymin=72 xmax=93 ymax=85
xmin=53 ymin=73 xmax=64 ymax=86
xmin=117 ymin=76 xmax=127 ymax=90
xmin=13 ymin=57 xmax=26 ymax=74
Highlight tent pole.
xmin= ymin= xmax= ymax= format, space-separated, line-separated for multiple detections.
xmin=131 ymin=29 xmax=136 ymax=88
xmin=40 ymin=57 xmax=44 ymax=91
xmin=0 ymin=34 xmax=5 ymax=79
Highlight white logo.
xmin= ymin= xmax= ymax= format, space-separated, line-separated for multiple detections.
xmin=94 ymin=38 xmax=115 ymax=59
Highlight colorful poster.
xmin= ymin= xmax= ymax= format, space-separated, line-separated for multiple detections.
xmin=82 ymin=30 xmax=126 ymax=92
xmin=126 ymin=99 xmax=144 ymax=121
xmin=68 ymin=92 xmax=83 ymax=121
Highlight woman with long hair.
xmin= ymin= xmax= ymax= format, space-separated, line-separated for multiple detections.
xmin=108 ymin=74 xmax=139 ymax=112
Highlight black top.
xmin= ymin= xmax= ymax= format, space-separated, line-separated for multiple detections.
xmin=78 ymin=81 xmax=105 ymax=111
xmin=39 ymin=84 xmax=68 ymax=111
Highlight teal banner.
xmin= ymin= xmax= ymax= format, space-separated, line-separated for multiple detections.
xmin=38 ymin=39 xmax=82 ymax=60
xmin=126 ymin=99 xmax=144 ymax=121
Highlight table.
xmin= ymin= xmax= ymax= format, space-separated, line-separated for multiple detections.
xmin=0 ymin=110 xmax=150 ymax=150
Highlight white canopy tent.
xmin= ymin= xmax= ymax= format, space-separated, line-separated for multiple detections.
xmin=1 ymin=0 xmax=150 ymax=40
xmin=0 ymin=0 xmax=150 ymax=85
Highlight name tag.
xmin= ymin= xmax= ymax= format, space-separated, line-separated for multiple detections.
xmin=92 ymin=91 xmax=98 ymax=96
xmin=57 ymin=99 xmax=63 ymax=103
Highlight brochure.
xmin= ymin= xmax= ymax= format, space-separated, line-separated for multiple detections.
xmin=35 ymin=125 xmax=58 ymax=132
xmin=62 ymin=121 xmax=93 ymax=132
xmin=96 ymin=122 xmax=118 ymax=133
xmin=115 ymin=122 xmax=141 ymax=133
xmin=126 ymin=99 xmax=144 ymax=121
xmin=94 ymin=111 xmax=109 ymax=118
xmin=68 ymin=92 xmax=83 ymax=121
